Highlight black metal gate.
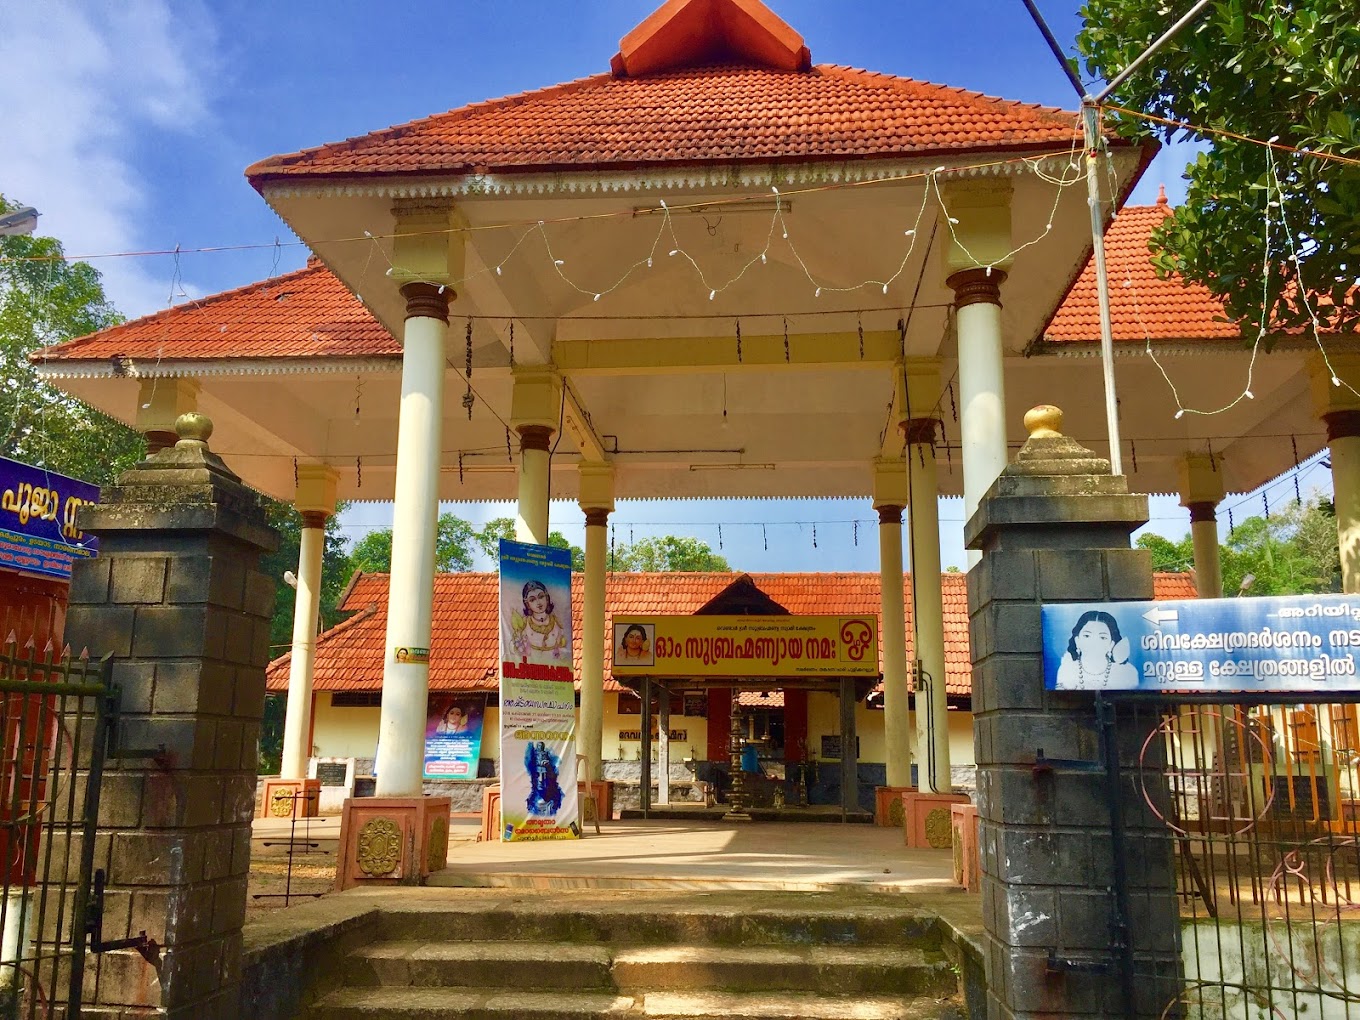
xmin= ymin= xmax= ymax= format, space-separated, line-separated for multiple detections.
xmin=0 ymin=638 xmax=115 ymax=1020
xmin=1110 ymin=692 xmax=1360 ymax=1019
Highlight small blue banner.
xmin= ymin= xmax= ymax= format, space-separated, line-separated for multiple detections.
xmin=1043 ymin=595 xmax=1360 ymax=694
xmin=424 ymin=693 xmax=486 ymax=779
xmin=0 ymin=457 xmax=100 ymax=580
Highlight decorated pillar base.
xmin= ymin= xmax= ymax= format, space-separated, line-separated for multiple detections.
xmin=874 ymin=785 xmax=915 ymax=827
xmin=901 ymin=791 xmax=970 ymax=849
xmin=335 ymin=795 xmax=451 ymax=891
xmin=258 ymin=777 xmax=321 ymax=819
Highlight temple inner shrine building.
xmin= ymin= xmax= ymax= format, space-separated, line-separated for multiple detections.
xmin=36 ymin=0 xmax=1360 ymax=820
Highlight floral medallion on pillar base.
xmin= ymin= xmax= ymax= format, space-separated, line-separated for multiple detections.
xmin=901 ymin=791 xmax=971 ymax=849
xmin=335 ymin=796 xmax=452 ymax=891
xmin=874 ymin=786 xmax=914 ymax=827
xmin=259 ymin=777 xmax=321 ymax=819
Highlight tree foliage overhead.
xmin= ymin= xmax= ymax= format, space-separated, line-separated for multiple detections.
xmin=610 ymin=535 xmax=730 ymax=573
xmin=1078 ymin=1 xmax=1360 ymax=338
xmin=477 ymin=517 xmax=584 ymax=573
xmin=1138 ymin=495 xmax=1340 ymax=596
xmin=0 ymin=195 xmax=145 ymax=484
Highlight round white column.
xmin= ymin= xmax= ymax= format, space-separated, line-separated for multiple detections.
xmin=905 ymin=419 xmax=951 ymax=793
xmin=1327 ymin=412 xmax=1360 ymax=593
xmin=1186 ymin=502 xmax=1223 ymax=599
xmin=949 ymin=270 xmax=1008 ymax=565
xmin=375 ymin=283 xmax=449 ymax=798
xmin=515 ymin=426 xmax=552 ymax=545
xmin=280 ymin=510 xmax=327 ymax=779
xmin=580 ymin=507 xmax=609 ymax=781
xmin=877 ymin=504 xmax=912 ymax=788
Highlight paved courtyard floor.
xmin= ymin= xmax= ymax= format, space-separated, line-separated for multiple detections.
xmin=249 ymin=816 xmax=957 ymax=898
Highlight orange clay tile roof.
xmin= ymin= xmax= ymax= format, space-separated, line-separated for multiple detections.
xmin=1045 ymin=195 xmax=1241 ymax=344
xmin=266 ymin=570 xmax=1197 ymax=702
xmin=245 ymin=65 xmax=1084 ymax=184
xmin=34 ymin=259 xmax=397 ymax=364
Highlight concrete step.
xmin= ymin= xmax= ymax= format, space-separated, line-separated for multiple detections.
xmin=374 ymin=898 xmax=943 ymax=950
xmin=308 ymin=987 xmax=636 ymax=1019
xmin=307 ymin=987 xmax=962 ymax=1020
xmin=612 ymin=944 xmax=956 ymax=997
xmin=345 ymin=941 xmax=613 ymax=990
xmin=341 ymin=940 xmax=954 ymax=997
xmin=641 ymin=990 xmax=961 ymax=1019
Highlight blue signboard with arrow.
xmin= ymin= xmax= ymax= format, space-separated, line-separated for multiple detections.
xmin=1042 ymin=594 xmax=1360 ymax=694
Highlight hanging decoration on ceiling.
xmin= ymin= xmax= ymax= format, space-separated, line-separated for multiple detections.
xmin=1292 ymin=436 xmax=1302 ymax=505
xmin=463 ymin=318 xmax=475 ymax=420
xmin=735 ymin=318 xmax=742 ymax=363
xmin=508 ymin=321 xmax=515 ymax=368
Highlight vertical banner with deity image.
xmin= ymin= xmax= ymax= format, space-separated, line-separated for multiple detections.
xmin=498 ymin=539 xmax=578 ymax=840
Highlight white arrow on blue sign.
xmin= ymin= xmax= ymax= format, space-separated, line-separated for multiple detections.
xmin=1042 ymin=594 xmax=1360 ymax=693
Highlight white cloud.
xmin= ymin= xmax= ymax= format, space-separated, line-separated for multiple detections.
xmin=0 ymin=0 xmax=216 ymax=319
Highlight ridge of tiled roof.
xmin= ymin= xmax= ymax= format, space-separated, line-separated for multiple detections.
xmin=266 ymin=570 xmax=1197 ymax=702
xmin=246 ymin=63 xmax=1085 ymax=184
xmin=36 ymin=260 xmax=397 ymax=364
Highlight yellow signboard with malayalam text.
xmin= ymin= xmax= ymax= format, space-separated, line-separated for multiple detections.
xmin=611 ymin=615 xmax=879 ymax=678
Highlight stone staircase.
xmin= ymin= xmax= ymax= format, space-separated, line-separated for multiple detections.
xmin=302 ymin=891 xmax=966 ymax=1019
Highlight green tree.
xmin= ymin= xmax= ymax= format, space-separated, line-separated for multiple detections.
xmin=0 ymin=195 xmax=145 ymax=484
xmin=477 ymin=517 xmax=584 ymax=572
xmin=349 ymin=512 xmax=481 ymax=573
xmin=1077 ymin=2 xmax=1360 ymax=338
xmin=611 ymin=535 xmax=730 ymax=572
xmin=1136 ymin=532 xmax=1195 ymax=574
xmin=1137 ymin=496 xmax=1339 ymax=596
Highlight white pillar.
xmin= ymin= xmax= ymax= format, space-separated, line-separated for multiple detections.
xmin=904 ymin=417 xmax=951 ymax=792
xmin=1310 ymin=355 xmax=1360 ymax=593
xmin=280 ymin=499 xmax=335 ymax=783
xmin=1329 ymin=418 xmax=1360 ymax=594
xmin=579 ymin=464 xmax=614 ymax=782
xmin=375 ymin=284 xmax=449 ymax=797
xmin=510 ymin=370 xmax=562 ymax=546
xmin=950 ymin=270 xmax=1009 ymax=554
xmin=136 ymin=377 xmax=200 ymax=455
xmin=1178 ymin=453 xmax=1227 ymax=598
xmin=516 ymin=427 xmax=552 ymax=545
xmin=873 ymin=459 xmax=911 ymax=789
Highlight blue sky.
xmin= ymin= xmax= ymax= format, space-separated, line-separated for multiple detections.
xmin=2 ymin=1 xmax=1298 ymax=572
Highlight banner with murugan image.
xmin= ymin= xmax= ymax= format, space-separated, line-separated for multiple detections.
xmin=498 ymin=539 xmax=577 ymax=841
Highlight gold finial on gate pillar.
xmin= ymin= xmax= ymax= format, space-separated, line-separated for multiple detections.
xmin=1023 ymin=404 xmax=1063 ymax=439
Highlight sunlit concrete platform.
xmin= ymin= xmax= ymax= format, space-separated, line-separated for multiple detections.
xmin=620 ymin=804 xmax=874 ymax=824
xmin=429 ymin=819 xmax=959 ymax=893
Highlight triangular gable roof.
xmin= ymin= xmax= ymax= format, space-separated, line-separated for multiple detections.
xmin=611 ymin=0 xmax=811 ymax=77
xmin=1044 ymin=194 xmax=1241 ymax=344
xmin=265 ymin=570 xmax=1198 ymax=702
xmin=693 ymin=573 xmax=791 ymax=615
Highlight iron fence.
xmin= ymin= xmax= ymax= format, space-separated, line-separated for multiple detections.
xmin=0 ymin=638 xmax=113 ymax=1020
xmin=1111 ymin=692 xmax=1360 ymax=1019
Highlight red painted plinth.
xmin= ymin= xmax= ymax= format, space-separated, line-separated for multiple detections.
xmin=259 ymin=778 xmax=320 ymax=819
xmin=874 ymin=786 xmax=914 ymax=827
xmin=901 ymin=790 xmax=970 ymax=849
xmin=335 ymin=795 xmax=452 ymax=891
xmin=951 ymin=803 xmax=980 ymax=892
xmin=478 ymin=785 xmax=502 ymax=842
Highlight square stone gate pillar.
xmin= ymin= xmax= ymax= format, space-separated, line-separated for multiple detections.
xmin=62 ymin=413 xmax=277 ymax=1019
xmin=964 ymin=406 xmax=1181 ymax=1019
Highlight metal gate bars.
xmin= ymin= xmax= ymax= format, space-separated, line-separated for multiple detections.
xmin=1109 ymin=692 xmax=1360 ymax=1019
xmin=0 ymin=638 xmax=115 ymax=1020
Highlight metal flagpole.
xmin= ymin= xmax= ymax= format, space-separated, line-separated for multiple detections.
xmin=1021 ymin=0 xmax=1214 ymax=478
xmin=1082 ymin=100 xmax=1124 ymax=476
